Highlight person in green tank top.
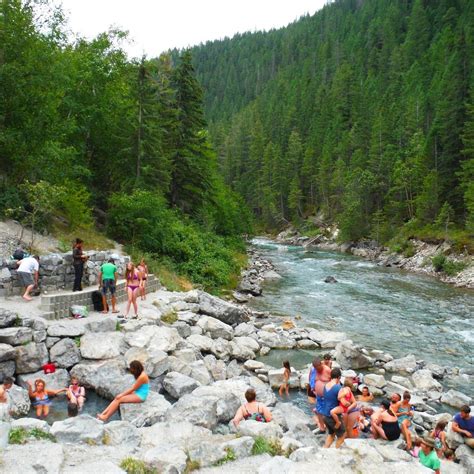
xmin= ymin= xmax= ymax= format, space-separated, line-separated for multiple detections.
xmin=98 ymin=258 xmax=118 ymax=313
xmin=418 ymin=437 xmax=441 ymax=474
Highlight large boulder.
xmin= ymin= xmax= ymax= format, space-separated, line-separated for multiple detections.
xmin=198 ymin=291 xmax=249 ymax=325
xmin=257 ymin=331 xmax=296 ymax=349
xmin=363 ymin=373 xmax=386 ymax=388
xmin=70 ymin=359 xmax=134 ymax=399
xmin=120 ymin=391 xmax=171 ymax=427
xmin=163 ymin=371 xmax=200 ymax=399
xmin=411 ymin=369 xmax=442 ymax=392
xmin=0 ymin=343 xmax=16 ymax=362
xmin=2 ymin=442 xmax=64 ymax=474
xmin=15 ymin=342 xmax=48 ymax=374
xmin=187 ymin=334 xmax=214 ymax=353
xmin=440 ymin=390 xmax=472 ymax=409
xmin=228 ymin=341 xmax=256 ymax=361
xmin=165 ymin=393 xmax=218 ymax=429
xmin=51 ymin=414 xmax=104 ymax=444
xmin=188 ymin=360 xmax=213 ymax=386
xmin=6 ymin=384 xmax=30 ymax=416
xmin=103 ymin=420 xmax=141 ymax=447
xmin=0 ymin=361 xmax=15 ymax=380
xmin=307 ymin=329 xmax=347 ymax=348
xmin=0 ymin=327 xmax=32 ymax=345
xmin=234 ymin=323 xmax=256 ymax=337
xmin=49 ymin=338 xmax=81 ymax=368
xmin=11 ymin=417 xmax=50 ymax=432
xmin=124 ymin=325 xmax=183 ymax=352
xmin=0 ymin=309 xmax=17 ymax=329
xmin=384 ymin=354 xmax=417 ymax=374
xmin=80 ymin=332 xmax=125 ymax=360
xmin=237 ymin=420 xmax=283 ymax=439
xmin=197 ymin=316 xmax=234 ymax=340
xmin=272 ymin=402 xmax=312 ymax=432
xmin=192 ymin=385 xmax=241 ymax=423
xmin=187 ymin=440 xmax=228 ymax=468
xmin=18 ymin=368 xmax=69 ymax=392
xmin=142 ymin=444 xmax=188 ymax=473
xmin=334 ymin=340 xmax=374 ymax=370
xmin=446 ymin=422 xmax=466 ymax=450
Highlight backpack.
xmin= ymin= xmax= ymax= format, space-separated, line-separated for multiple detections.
xmin=91 ymin=290 xmax=104 ymax=311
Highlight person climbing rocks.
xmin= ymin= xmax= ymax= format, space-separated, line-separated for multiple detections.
xmin=16 ymin=255 xmax=39 ymax=301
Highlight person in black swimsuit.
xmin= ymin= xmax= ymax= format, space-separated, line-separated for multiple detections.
xmin=371 ymin=399 xmax=401 ymax=441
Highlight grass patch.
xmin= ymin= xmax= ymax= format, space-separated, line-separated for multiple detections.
xmin=29 ymin=428 xmax=56 ymax=442
xmin=54 ymin=224 xmax=114 ymax=252
xmin=251 ymin=436 xmax=283 ymax=456
xmin=161 ymin=310 xmax=178 ymax=325
xmin=184 ymin=459 xmax=200 ymax=473
xmin=214 ymin=447 xmax=236 ymax=466
xmin=9 ymin=427 xmax=55 ymax=444
xmin=119 ymin=458 xmax=157 ymax=474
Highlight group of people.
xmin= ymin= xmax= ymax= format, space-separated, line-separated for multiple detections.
xmin=16 ymin=238 xmax=149 ymax=319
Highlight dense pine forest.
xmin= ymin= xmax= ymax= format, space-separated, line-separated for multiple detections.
xmin=189 ymin=0 xmax=474 ymax=248
xmin=0 ymin=0 xmax=251 ymax=291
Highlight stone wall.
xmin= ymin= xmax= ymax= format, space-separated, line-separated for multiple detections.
xmin=0 ymin=250 xmax=129 ymax=296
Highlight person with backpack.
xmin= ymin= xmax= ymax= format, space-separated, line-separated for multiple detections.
xmin=98 ymin=258 xmax=119 ymax=313
xmin=232 ymin=388 xmax=273 ymax=426
xmin=16 ymin=255 xmax=40 ymax=301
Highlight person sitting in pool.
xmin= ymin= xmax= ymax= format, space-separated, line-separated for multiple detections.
xmin=67 ymin=377 xmax=86 ymax=411
xmin=232 ymin=388 xmax=273 ymax=426
xmin=27 ymin=379 xmax=66 ymax=418
xmin=323 ymin=353 xmax=333 ymax=369
xmin=356 ymin=385 xmax=374 ymax=403
xmin=97 ymin=360 xmax=149 ymax=422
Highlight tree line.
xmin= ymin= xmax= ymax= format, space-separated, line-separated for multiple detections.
xmin=0 ymin=0 xmax=251 ymax=290
xmin=188 ymin=0 xmax=474 ymax=246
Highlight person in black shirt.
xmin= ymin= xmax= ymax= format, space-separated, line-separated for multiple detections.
xmin=72 ymin=238 xmax=88 ymax=291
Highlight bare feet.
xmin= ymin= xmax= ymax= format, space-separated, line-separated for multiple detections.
xmin=334 ymin=420 xmax=341 ymax=429
xmin=22 ymin=295 xmax=32 ymax=301
xmin=96 ymin=414 xmax=106 ymax=421
xmin=101 ymin=310 xmax=108 ymax=314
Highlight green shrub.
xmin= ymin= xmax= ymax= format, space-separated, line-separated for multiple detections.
xmin=8 ymin=428 xmax=28 ymax=444
xmin=161 ymin=310 xmax=178 ymax=325
xmin=251 ymin=436 xmax=282 ymax=456
xmin=214 ymin=447 xmax=236 ymax=466
xmin=29 ymin=428 xmax=56 ymax=442
xmin=119 ymin=457 xmax=157 ymax=474
xmin=432 ymin=253 xmax=447 ymax=272
xmin=431 ymin=254 xmax=467 ymax=275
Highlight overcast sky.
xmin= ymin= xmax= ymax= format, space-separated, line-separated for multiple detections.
xmin=59 ymin=0 xmax=327 ymax=58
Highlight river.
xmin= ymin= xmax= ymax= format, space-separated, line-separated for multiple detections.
xmin=250 ymin=238 xmax=474 ymax=395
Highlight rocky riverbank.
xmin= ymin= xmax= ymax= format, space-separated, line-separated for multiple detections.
xmin=274 ymin=228 xmax=474 ymax=289
xmin=0 ymin=278 xmax=473 ymax=473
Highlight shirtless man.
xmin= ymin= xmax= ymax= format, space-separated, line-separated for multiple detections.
xmin=0 ymin=377 xmax=14 ymax=403
xmin=309 ymin=358 xmax=331 ymax=432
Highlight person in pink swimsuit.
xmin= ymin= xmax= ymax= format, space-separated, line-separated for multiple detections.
xmin=67 ymin=377 xmax=85 ymax=411
xmin=124 ymin=262 xmax=142 ymax=318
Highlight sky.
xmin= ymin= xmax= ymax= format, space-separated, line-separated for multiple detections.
xmin=59 ymin=0 xmax=327 ymax=58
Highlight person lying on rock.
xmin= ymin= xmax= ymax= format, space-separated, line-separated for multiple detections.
xmin=67 ymin=377 xmax=86 ymax=411
xmin=232 ymin=388 xmax=273 ymax=426
xmin=370 ymin=399 xmax=401 ymax=442
xmin=27 ymin=379 xmax=67 ymax=418
xmin=452 ymin=405 xmax=474 ymax=449
xmin=392 ymin=391 xmax=414 ymax=451
xmin=356 ymin=385 xmax=374 ymax=403
xmin=97 ymin=360 xmax=149 ymax=422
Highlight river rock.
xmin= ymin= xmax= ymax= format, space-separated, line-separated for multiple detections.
xmin=0 ymin=360 xmax=15 ymax=379
xmin=273 ymin=402 xmax=312 ymax=431
xmin=411 ymin=369 xmax=442 ymax=391
xmin=124 ymin=326 xmax=182 ymax=352
xmin=238 ymin=278 xmax=262 ymax=296
xmin=15 ymin=341 xmax=48 ymax=374
xmin=234 ymin=323 xmax=256 ymax=337
xmin=80 ymin=332 xmax=124 ymax=360
xmin=297 ymin=339 xmax=319 ymax=350
xmin=307 ymin=329 xmax=346 ymax=348
xmin=5 ymin=384 xmax=30 ymax=416
xmin=261 ymin=270 xmax=282 ymax=280
xmin=258 ymin=331 xmax=295 ymax=349
xmin=2 ymin=442 xmax=64 ymax=474
xmin=204 ymin=355 xmax=227 ymax=381
xmin=0 ymin=327 xmax=33 ymax=345
xmin=334 ymin=340 xmax=374 ymax=369
xmin=228 ymin=341 xmax=256 ymax=361
xmin=12 ymin=417 xmax=50 ymax=432
xmin=198 ymin=291 xmax=249 ymax=325
xmin=47 ymin=320 xmax=86 ymax=337
xmin=103 ymin=420 xmax=140 ymax=447
xmin=237 ymin=420 xmax=283 ymax=439
xmin=0 ymin=343 xmax=15 ymax=363
xmin=192 ymin=384 xmax=241 ymax=423
xmin=0 ymin=309 xmax=17 ymax=328
xmin=324 ymin=276 xmax=338 ymax=283
xmin=143 ymin=444 xmax=188 ymax=473
xmin=71 ymin=359 xmax=134 ymax=399
xmin=189 ymin=360 xmax=212 ymax=385
xmin=244 ymin=360 xmax=265 ymax=371
xmin=391 ymin=375 xmax=413 ymax=389
xmin=363 ymin=373 xmax=386 ymax=388
xmin=49 ymin=338 xmax=81 ymax=368
xmin=51 ymin=414 xmax=104 ymax=444
xmin=120 ymin=391 xmax=171 ymax=427
xmin=384 ymin=354 xmax=417 ymax=374
xmin=163 ymin=371 xmax=200 ymax=399
xmin=446 ymin=422 xmax=466 ymax=449
xmin=455 ymin=444 xmax=474 ymax=472
xmin=222 ymin=436 xmax=255 ymax=459
xmin=197 ymin=316 xmax=234 ymax=340
xmin=18 ymin=368 xmax=69 ymax=392
xmin=165 ymin=393 xmax=218 ymax=429
xmin=440 ymin=389 xmax=473 ymax=409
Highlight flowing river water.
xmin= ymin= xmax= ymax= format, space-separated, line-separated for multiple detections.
xmin=251 ymin=238 xmax=474 ymax=404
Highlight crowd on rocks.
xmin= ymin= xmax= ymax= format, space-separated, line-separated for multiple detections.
xmin=0 ymin=247 xmax=472 ymax=473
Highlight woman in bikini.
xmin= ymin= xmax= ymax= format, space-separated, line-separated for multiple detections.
xmin=124 ymin=262 xmax=142 ymax=318
xmin=67 ymin=376 xmax=86 ymax=411
xmin=330 ymin=377 xmax=357 ymax=430
xmin=393 ymin=391 xmax=414 ymax=451
xmin=27 ymin=379 xmax=66 ymax=417
xmin=232 ymin=388 xmax=273 ymax=426
xmin=97 ymin=360 xmax=149 ymax=422
xmin=137 ymin=258 xmax=148 ymax=301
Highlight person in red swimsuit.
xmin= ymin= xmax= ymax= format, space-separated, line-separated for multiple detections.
xmin=330 ymin=377 xmax=357 ymax=430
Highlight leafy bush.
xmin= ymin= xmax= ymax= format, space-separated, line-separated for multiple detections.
xmin=251 ymin=436 xmax=282 ymax=456
xmin=214 ymin=447 xmax=236 ymax=466
xmin=432 ymin=254 xmax=447 ymax=272
xmin=431 ymin=254 xmax=467 ymax=275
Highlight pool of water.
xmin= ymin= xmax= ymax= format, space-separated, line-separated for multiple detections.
xmin=250 ymin=238 xmax=474 ymax=392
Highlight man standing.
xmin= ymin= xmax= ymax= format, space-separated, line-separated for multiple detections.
xmin=16 ymin=255 xmax=39 ymax=301
xmin=419 ymin=437 xmax=441 ymax=474
xmin=452 ymin=405 xmax=474 ymax=448
xmin=320 ymin=367 xmax=346 ymax=448
xmin=72 ymin=238 xmax=88 ymax=291
xmin=309 ymin=358 xmax=331 ymax=433
xmin=98 ymin=258 xmax=118 ymax=314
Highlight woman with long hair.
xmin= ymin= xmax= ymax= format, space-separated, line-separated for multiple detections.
xmin=137 ymin=258 xmax=148 ymax=301
xmin=124 ymin=262 xmax=142 ymax=318
xmin=27 ymin=379 xmax=66 ymax=418
xmin=97 ymin=360 xmax=149 ymax=422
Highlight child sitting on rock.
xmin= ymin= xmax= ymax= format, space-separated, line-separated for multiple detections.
xmin=331 ymin=377 xmax=357 ymax=429
xmin=431 ymin=420 xmax=447 ymax=458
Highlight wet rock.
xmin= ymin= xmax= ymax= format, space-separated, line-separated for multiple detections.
xmin=120 ymin=391 xmax=171 ymax=428
xmin=233 ymin=292 xmax=250 ymax=303
xmin=50 ymin=338 xmax=81 ymax=368
xmin=296 ymin=339 xmax=319 ymax=350
xmin=163 ymin=371 xmax=200 ymax=399
xmin=307 ymin=329 xmax=346 ymax=348
xmin=198 ymin=291 xmax=249 ymax=326
xmin=237 ymin=278 xmax=262 ymax=296
xmin=261 ymin=270 xmax=282 ymax=280
xmin=51 ymin=414 xmax=104 ymax=444
xmin=324 ymin=276 xmax=338 ymax=283
xmin=0 ymin=327 xmax=32 ymax=345
xmin=15 ymin=341 xmax=48 ymax=373
xmin=440 ymin=389 xmax=472 ymax=408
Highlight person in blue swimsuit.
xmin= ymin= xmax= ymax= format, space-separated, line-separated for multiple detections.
xmin=27 ymin=379 xmax=67 ymax=418
xmin=97 ymin=360 xmax=149 ymax=422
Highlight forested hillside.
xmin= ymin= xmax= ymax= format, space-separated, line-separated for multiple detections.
xmin=0 ymin=0 xmax=251 ymax=291
xmin=190 ymin=0 xmax=474 ymax=246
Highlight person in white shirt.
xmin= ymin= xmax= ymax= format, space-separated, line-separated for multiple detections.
xmin=16 ymin=255 xmax=40 ymax=301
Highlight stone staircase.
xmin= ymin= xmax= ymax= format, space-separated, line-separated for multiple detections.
xmin=39 ymin=274 xmax=161 ymax=319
